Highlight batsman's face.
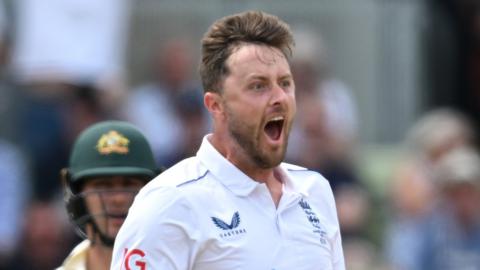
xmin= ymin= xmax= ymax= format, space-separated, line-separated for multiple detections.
xmin=220 ymin=44 xmax=296 ymax=168
xmin=82 ymin=176 xmax=145 ymax=239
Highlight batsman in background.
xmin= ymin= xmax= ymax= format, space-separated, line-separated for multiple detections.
xmin=112 ymin=10 xmax=345 ymax=270
xmin=57 ymin=121 xmax=160 ymax=270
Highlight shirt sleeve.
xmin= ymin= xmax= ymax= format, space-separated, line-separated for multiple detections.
xmin=110 ymin=186 xmax=201 ymax=270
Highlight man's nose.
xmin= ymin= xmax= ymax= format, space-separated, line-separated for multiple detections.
xmin=105 ymin=190 xmax=134 ymax=206
xmin=269 ymin=83 xmax=290 ymax=107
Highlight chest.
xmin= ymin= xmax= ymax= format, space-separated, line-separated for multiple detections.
xmin=193 ymin=192 xmax=336 ymax=270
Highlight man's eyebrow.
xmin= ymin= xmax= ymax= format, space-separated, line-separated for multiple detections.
xmin=246 ymin=74 xmax=268 ymax=81
xmin=278 ymin=74 xmax=293 ymax=80
xmin=246 ymin=74 xmax=293 ymax=81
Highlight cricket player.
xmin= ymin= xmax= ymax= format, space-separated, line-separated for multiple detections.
xmin=57 ymin=121 xmax=160 ymax=269
xmin=111 ymin=10 xmax=345 ymax=270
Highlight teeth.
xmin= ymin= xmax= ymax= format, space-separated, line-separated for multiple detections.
xmin=271 ymin=116 xmax=284 ymax=121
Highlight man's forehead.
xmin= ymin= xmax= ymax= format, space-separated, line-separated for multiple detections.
xmin=227 ymin=44 xmax=289 ymax=69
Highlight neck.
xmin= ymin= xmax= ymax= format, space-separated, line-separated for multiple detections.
xmin=209 ymin=133 xmax=272 ymax=180
xmin=87 ymin=242 xmax=112 ymax=270
xmin=209 ymin=133 xmax=283 ymax=207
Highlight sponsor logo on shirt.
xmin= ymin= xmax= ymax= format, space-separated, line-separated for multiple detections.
xmin=123 ymin=248 xmax=146 ymax=270
xmin=299 ymin=198 xmax=327 ymax=244
xmin=211 ymin=211 xmax=247 ymax=238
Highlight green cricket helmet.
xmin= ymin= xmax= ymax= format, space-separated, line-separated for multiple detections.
xmin=68 ymin=120 xmax=158 ymax=188
xmin=62 ymin=120 xmax=159 ymax=245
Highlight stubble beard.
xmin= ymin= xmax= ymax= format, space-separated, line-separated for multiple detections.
xmin=226 ymin=107 xmax=289 ymax=169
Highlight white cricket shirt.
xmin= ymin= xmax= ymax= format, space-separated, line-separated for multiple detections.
xmin=111 ymin=135 xmax=345 ymax=270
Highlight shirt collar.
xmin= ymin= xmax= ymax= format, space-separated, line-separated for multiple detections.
xmin=197 ymin=135 xmax=258 ymax=196
xmin=197 ymin=135 xmax=308 ymax=197
xmin=278 ymin=165 xmax=310 ymax=197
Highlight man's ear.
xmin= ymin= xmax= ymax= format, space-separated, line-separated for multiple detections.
xmin=204 ymin=91 xmax=224 ymax=117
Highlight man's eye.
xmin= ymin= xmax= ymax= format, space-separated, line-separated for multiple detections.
xmin=93 ymin=182 xmax=111 ymax=189
xmin=249 ymin=82 xmax=267 ymax=91
xmin=280 ymin=80 xmax=291 ymax=88
xmin=122 ymin=178 xmax=145 ymax=189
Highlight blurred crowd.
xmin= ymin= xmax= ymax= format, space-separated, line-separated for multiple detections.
xmin=0 ymin=1 xmax=479 ymax=270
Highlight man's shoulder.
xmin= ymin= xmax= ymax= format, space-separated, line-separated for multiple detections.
xmin=281 ymin=162 xmax=329 ymax=183
xmin=281 ymin=162 xmax=334 ymax=199
xmin=151 ymin=156 xmax=210 ymax=188
xmin=120 ymin=158 xmax=214 ymax=235
xmin=55 ymin=240 xmax=90 ymax=270
xmin=132 ymin=157 xmax=212 ymax=211
xmin=281 ymin=162 xmax=310 ymax=172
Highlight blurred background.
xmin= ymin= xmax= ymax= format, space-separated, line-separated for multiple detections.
xmin=0 ymin=0 xmax=480 ymax=269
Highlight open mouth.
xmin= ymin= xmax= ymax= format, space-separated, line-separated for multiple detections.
xmin=264 ymin=116 xmax=285 ymax=141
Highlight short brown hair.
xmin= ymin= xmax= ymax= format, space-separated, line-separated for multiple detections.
xmin=199 ymin=10 xmax=294 ymax=93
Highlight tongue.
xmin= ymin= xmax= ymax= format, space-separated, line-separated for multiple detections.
xmin=265 ymin=122 xmax=281 ymax=141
